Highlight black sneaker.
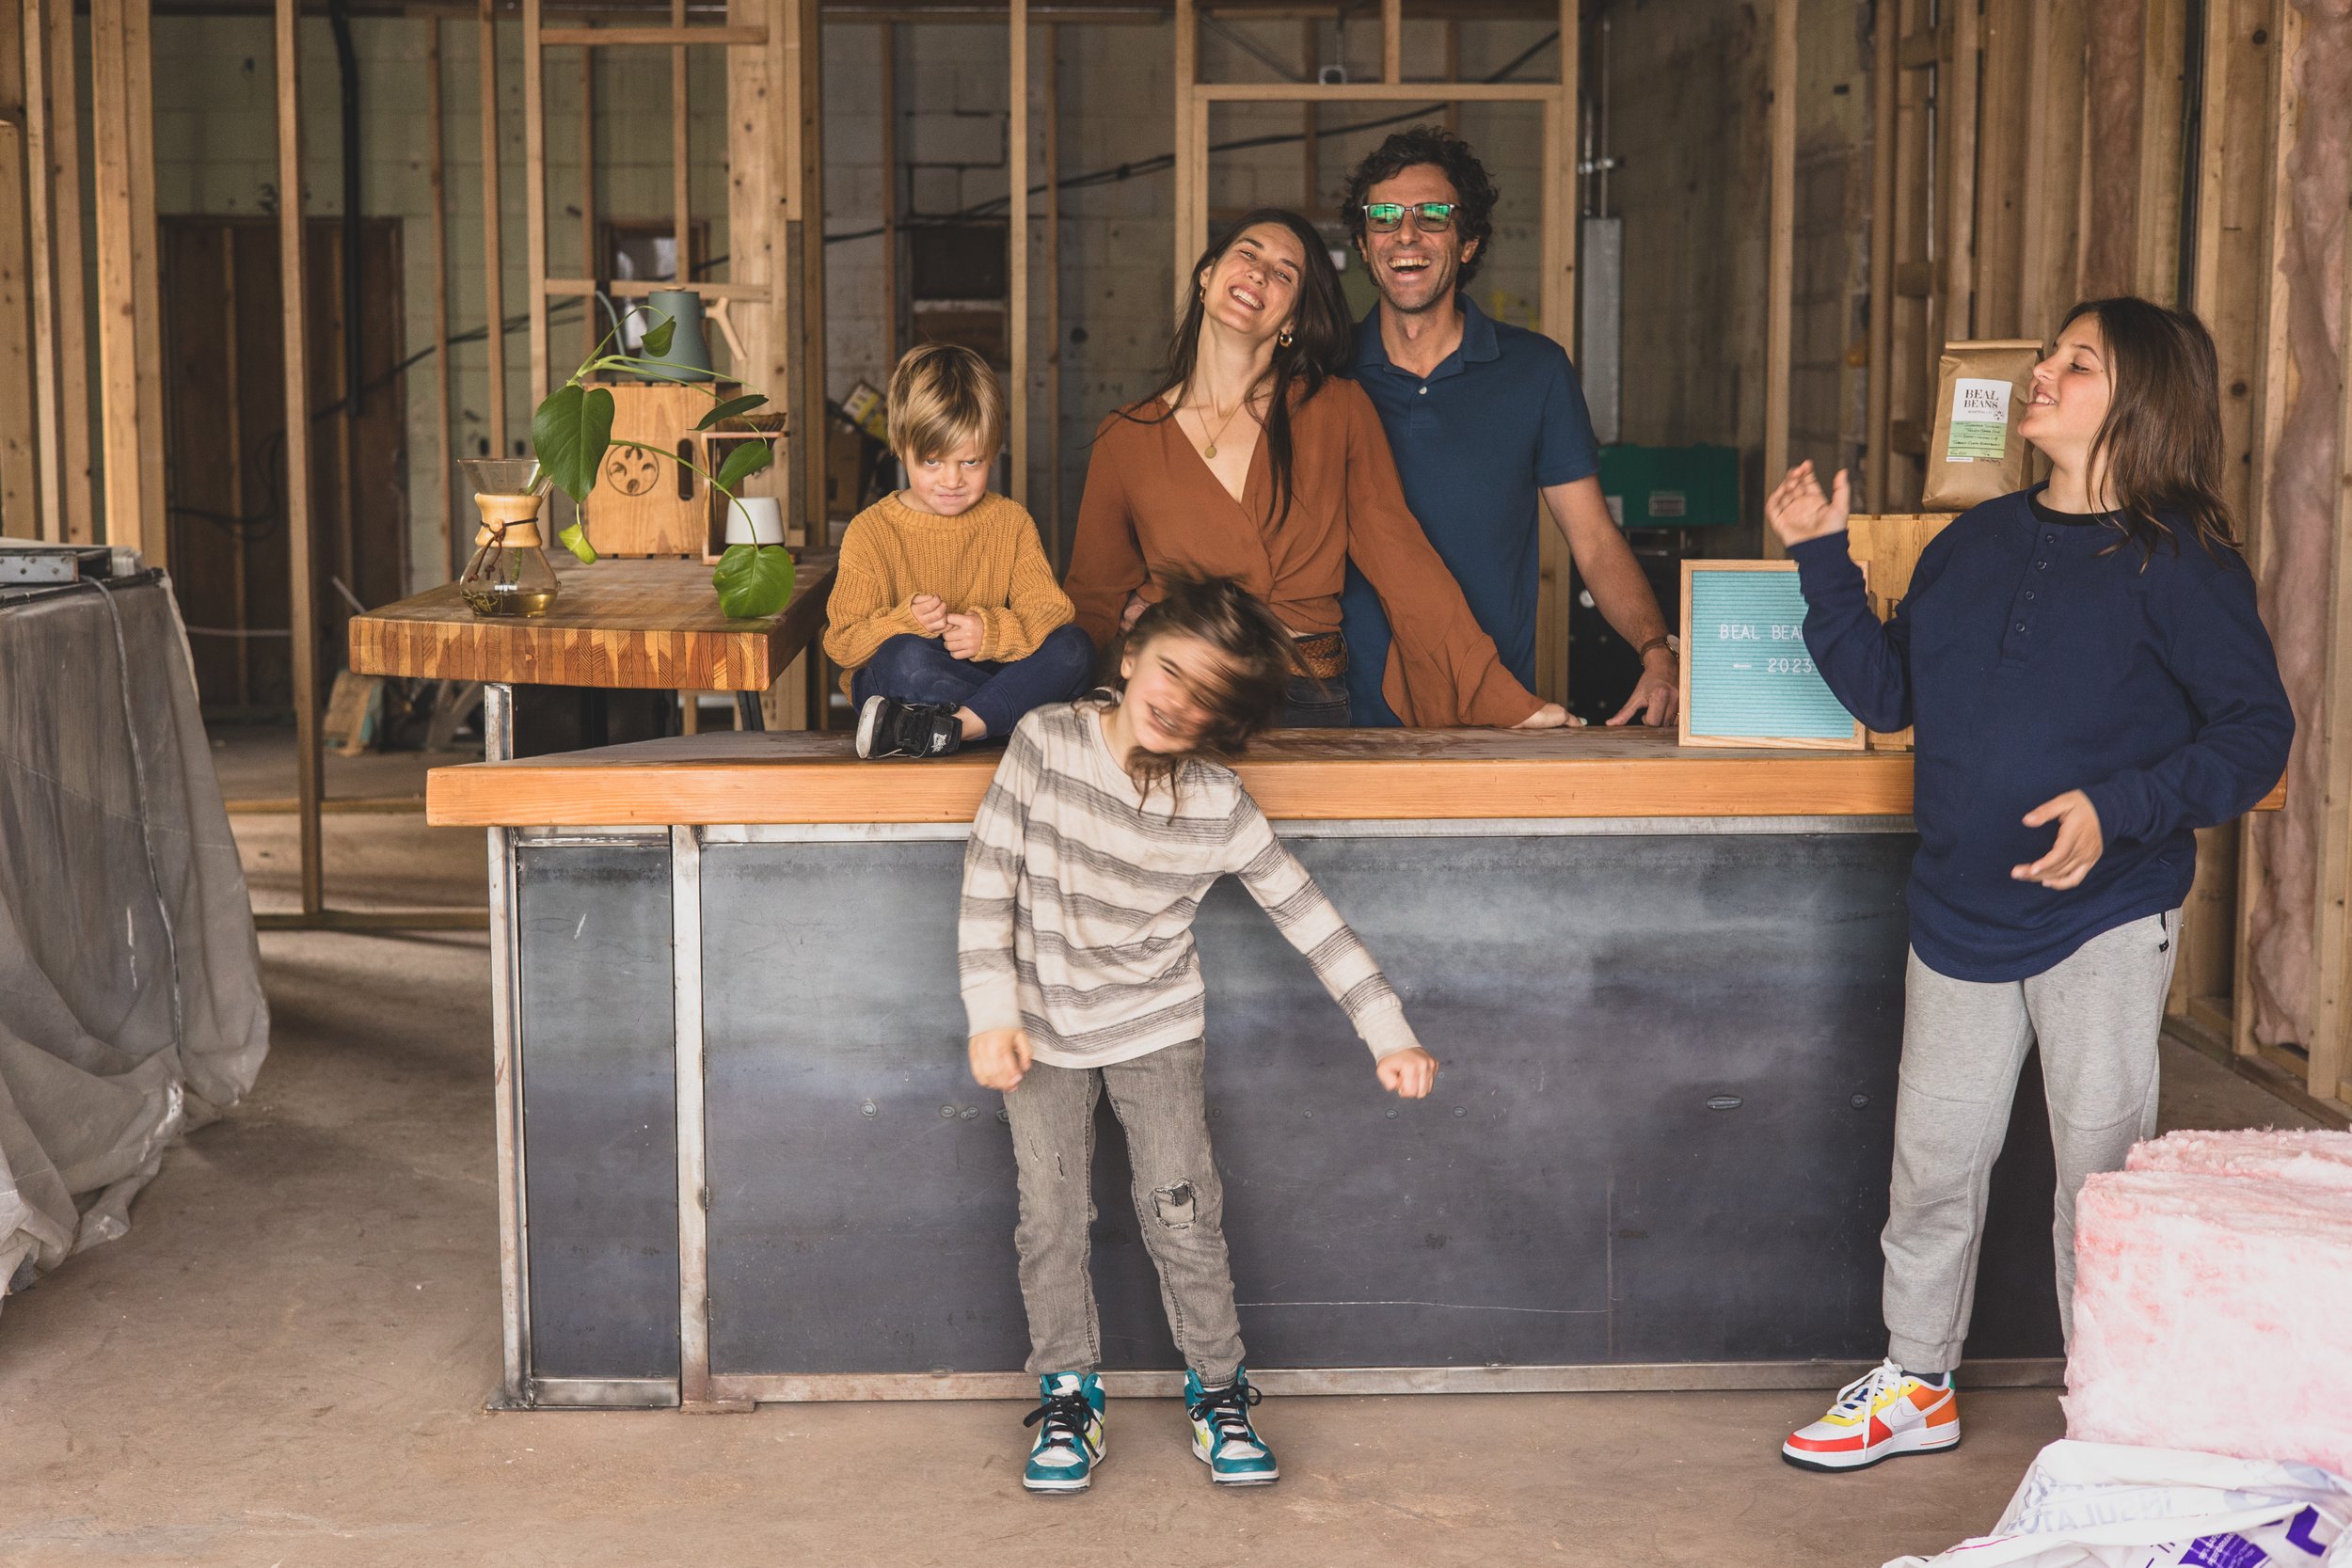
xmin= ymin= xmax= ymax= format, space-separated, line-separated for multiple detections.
xmin=856 ymin=695 xmax=963 ymax=759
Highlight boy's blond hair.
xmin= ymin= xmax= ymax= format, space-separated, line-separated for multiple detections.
xmin=887 ymin=343 xmax=1005 ymax=463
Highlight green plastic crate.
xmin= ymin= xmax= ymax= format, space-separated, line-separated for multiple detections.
xmin=1597 ymin=443 xmax=1740 ymax=529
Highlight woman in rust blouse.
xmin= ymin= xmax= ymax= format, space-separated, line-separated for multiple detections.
xmin=1066 ymin=207 xmax=1570 ymax=730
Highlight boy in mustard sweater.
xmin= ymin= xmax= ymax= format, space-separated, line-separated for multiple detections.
xmin=828 ymin=344 xmax=1094 ymax=759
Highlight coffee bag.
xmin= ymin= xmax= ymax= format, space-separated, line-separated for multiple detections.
xmin=1923 ymin=339 xmax=2039 ymax=512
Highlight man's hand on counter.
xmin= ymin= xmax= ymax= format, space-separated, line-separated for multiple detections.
xmin=970 ymin=1028 xmax=1034 ymax=1093
xmin=1608 ymin=652 xmax=1681 ymax=728
xmin=1377 ymin=1047 xmax=1439 ymax=1100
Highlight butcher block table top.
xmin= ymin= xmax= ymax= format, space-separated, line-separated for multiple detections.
xmin=348 ymin=552 xmax=836 ymax=691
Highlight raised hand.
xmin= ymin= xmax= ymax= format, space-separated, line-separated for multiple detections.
xmin=1766 ymin=460 xmax=1851 ymax=548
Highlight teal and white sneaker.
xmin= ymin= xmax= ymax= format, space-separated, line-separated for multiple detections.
xmin=1184 ymin=1368 xmax=1278 ymax=1485
xmin=1022 ymin=1372 xmax=1105 ymax=1494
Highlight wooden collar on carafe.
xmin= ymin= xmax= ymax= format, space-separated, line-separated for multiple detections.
xmin=474 ymin=491 xmax=545 ymax=547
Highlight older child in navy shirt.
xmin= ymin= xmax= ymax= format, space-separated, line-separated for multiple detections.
xmin=1769 ymin=299 xmax=2291 ymax=1474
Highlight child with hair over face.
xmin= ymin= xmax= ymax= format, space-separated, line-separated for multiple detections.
xmin=826 ymin=342 xmax=1094 ymax=759
xmin=957 ymin=575 xmax=1440 ymax=1496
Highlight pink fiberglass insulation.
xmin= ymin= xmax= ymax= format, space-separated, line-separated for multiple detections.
xmin=2126 ymin=1127 xmax=2352 ymax=1192
xmin=2066 ymin=1169 xmax=2352 ymax=1476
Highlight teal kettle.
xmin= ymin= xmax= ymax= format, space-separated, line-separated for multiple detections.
xmin=623 ymin=288 xmax=714 ymax=383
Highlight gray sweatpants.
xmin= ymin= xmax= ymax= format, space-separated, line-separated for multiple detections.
xmin=1003 ymin=1040 xmax=1248 ymax=1384
xmin=1883 ymin=910 xmax=2180 ymax=1374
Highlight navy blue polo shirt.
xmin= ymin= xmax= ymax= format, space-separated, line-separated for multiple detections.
xmin=1340 ymin=295 xmax=1600 ymax=725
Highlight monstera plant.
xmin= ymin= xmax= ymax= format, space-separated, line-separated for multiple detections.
xmin=529 ymin=308 xmax=798 ymax=621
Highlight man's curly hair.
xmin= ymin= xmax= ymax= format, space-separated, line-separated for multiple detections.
xmin=1340 ymin=125 xmax=1501 ymax=290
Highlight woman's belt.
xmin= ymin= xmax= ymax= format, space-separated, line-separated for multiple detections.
xmin=1291 ymin=630 xmax=1348 ymax=682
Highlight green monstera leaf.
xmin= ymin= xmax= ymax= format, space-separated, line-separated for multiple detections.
xmin=696 ymin=393 xmax=770 ymax=431
xmin=714 ymin=437 xmax=774 ymax=495
xmin=712 ymin=544 xmax=796 ymax=621
xmin=532 ymin=383 xmax=615 ymax=504
xmin=641 ymin=315 xmax=676 ymax=359
xmin=557 ymin=522 xmax=597 ymax=564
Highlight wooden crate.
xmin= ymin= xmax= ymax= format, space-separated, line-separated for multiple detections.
xmin=1845 ymin=512 xmax=1958 ymax=751
xmin=581 ymin=381 xmax=740 ymax=558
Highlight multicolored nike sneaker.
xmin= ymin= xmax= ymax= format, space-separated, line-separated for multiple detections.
xmin=1022 ymin=1372 xmax=1105 ymax=1494
xmin=1185 ymin=1368 xmax=1278 ymax=1485
xmin=1781 ymin=1359 xmax=1961 ymax=1472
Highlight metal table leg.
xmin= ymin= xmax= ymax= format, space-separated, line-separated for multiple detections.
xmin=483 ymin=681 xmax=532 ymax=1408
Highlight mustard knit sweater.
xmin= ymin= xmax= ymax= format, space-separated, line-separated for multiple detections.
xmin=821 ymin=492 xmax=1075 ymax=689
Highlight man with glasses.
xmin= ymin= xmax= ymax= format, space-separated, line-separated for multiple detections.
xmin=1338 ymin=126 xmax=1679 ymax=727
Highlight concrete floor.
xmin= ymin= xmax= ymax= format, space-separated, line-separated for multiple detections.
xmin=0 ymin=731 xmax=2321 ymax=1568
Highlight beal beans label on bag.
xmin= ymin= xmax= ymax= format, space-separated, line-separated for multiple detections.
xmin=1945 ymin=379 xmax=2014 ymax=459
xmin=1924 ymin=340 xmax=2040 ymax=512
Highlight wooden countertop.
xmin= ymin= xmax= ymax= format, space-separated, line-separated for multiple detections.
xmin=428 ymin=724 xmax=1950 ymax=826
xmin=348 ymin=552 xmax=835 ymax=691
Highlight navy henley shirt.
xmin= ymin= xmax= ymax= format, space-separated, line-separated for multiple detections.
xmin=1339 ymin=296 xmax=1600 ymax=725
xmin=1788 ymin=487 xmax=2293 ymax=982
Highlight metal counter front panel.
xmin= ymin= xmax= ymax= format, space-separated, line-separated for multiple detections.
xmin=695 ymin=826 xmax=2063 ymax=1376
xmin=516 ymin=838 xmax=683 ymax=1382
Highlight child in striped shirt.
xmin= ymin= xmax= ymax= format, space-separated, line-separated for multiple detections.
xmin=958 ymin=574 xmax=1438 ymax=1496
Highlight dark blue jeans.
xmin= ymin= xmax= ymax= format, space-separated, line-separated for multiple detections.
xmin=850 ymin=624 xmax=1096 ymax=740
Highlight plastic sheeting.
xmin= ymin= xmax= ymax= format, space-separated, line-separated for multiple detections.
xmin=0 ymin=574 xmax=268 ymax=1311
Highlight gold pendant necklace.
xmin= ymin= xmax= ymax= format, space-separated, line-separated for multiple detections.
xmin=1198 ymin=394 xmax=1248 ymax=460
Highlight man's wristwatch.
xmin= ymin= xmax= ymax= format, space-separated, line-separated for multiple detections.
xmin=1636 ymin=633 xmax=1680 ymax=661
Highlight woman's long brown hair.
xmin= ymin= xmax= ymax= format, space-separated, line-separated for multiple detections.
xmin=1120 ymin=208 xmax=1356 ymax=534
xmin=2062 ymin=297 xmax=2241 ymax=562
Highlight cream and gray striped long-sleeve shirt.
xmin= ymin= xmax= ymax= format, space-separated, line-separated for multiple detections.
xmin=958 ymin=702 xmax=1420 ymax=1069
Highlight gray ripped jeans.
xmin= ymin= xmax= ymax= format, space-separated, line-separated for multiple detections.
xmin=1003 ymin=1039 xmax=1247 ymax=1384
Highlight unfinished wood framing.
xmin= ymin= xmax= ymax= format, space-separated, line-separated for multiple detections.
xmin=428 ymin=20 xmax=455 ymax=580
xmin=524 ymin=0 xmax=548 ymax=399
xmin=1041 ymin=22 xmax=1061 ymax=562
xmin=90 ymin=0 xmax=151 ymax=556
xmin=480 ymin=0 xmax=508 ymax=457
xmin=1760 ymin=0 xmax=1796 ymax=545
xmin=277 ymin=0 xmax=323 ymax=918
xmin=0 ymin=0 xmax=35 ymax=537
xmin=124 ymin=0 xmax=162 ymax=560
xmin=1008 ymin=0 xmax=1027 ymax=503
xmin=38 ymin=0 xmax=89 ymax=543
xmin=2235 ymin=0 xmax=2299 ymax=1068
xmin=1862 ymin=0 xmax=1895 ymax=512
xmin=2313 ymin=166 xmax=2352 ymax=1105
xmin=879 ymin=23 xmax=897 ymax=366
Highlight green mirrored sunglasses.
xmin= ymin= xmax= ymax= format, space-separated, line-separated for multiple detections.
xmin=1362 ymin=201 xmax=1457 ymax=233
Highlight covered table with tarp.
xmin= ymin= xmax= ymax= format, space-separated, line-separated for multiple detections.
xmin=0 ymin=568 xmax=268 ymax=1307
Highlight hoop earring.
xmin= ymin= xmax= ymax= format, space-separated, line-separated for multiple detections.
xmin=1277 ymin=327 xmax=1295 ymax=348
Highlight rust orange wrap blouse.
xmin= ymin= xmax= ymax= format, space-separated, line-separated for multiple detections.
xmin=1065 ymin=378 xmax=1543 ymax=728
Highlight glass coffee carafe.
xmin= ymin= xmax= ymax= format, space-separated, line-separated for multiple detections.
xmin=456 ymin=458 xmax=561 ymax=617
